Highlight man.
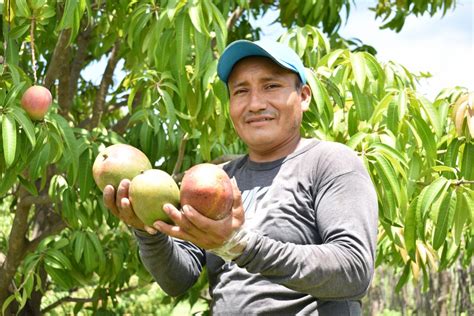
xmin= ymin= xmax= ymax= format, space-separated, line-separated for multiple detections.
xmin=104 ymin=39 xmax=378 ymax=315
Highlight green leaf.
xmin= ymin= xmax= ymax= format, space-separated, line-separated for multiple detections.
xmin=370 ymin=142 xmax=408 ymax=170
xmin=369 ymin=92 xmax=394 ymax=125
xmin=461 ymin=142 xmax=474 ymax=181
xmin=453 ymin=189 xmax=469 ymax=246
xmin=44 ymin=265 xmax=74 ymax=290
xmin=15 ymin=0 xmax=31 ymax=17
xmin=0 ymin=168 xmax=18 ymax=196
xmin=386 ymin=98 xmax=399 ymax=134
xmin=419 ymin=177 xmax=450 ymax=216
xmin=444 ymin=138 xmax=461 ymax=170
xmin=4 ymin=82 xmax=26 ymax=107
xmin=9 ymin=23 xmax=30 ymax=39
xmin=318 ymin=49 xmax=345 ymax=68
xmin=351 ymin=83 xmax=373 ymax=121
xmin=77 ymin=150 xmax=92 ymax=201
xmin=412 ymin=115 xmax=437 ymax=167
xmin=2 ymin=295 xmax=16 ymax=316
xmin=188 ymin=1 xmax=208 ymax=35
xmin=86 ymin=231 xmax=106 ymax=275
xmin=58 ymin=0 xmax=78 ymax=30
xmin=74 ymin=231 xmax=86 ymax=263
xmin=199 ymin=130 xmax=210 ymax=161
xmin=11 ymin=106 xmax=36 ymax=147
xmin=395 ymin=263 xmax=411 ymax=292
xmin=30 ymin=0 xmax=48 ymax=10
xmin=346 ymin=131 xmax=367 ymax=149
xmin=350 ymin=52 xmax=367 ymax=90
xmin=18 ymin=175 xmax=38 ymax=196
xmin=418 ymin=94 xmax=442 ymax=137
xmin=2 ymin=113 xmax=17 ymax=167
xmin=166 ymin=0 xmax=181 ymax=20
xmin=175 ymin=13 xmax=190 ymax=76
xmin=207 ymin=0 xmax=227 ymax=52
xmin=128 ymin=108 xmax=149 ymax=126
xmin=29 ymin=142 xmax=51 ymax=180
xmin=83 ymin=238 xmax=97 ymax=273
xmin=404 ymin=197 xmax=418 ymax=258
xmin=431 ymin=165 xmax=457 ymax=175
xmin=433 ymin=188 xmax=456 ymax=249
xmin=372 ymin=152 xmax=402 ymax=212
xmin=50 ymin=113 xmax=79 ymax=184
xmin=309 ymin=74 xmax=332 ymax=129
xmin=46 ymin=249 xmax=72 ymax=270
xmin=158 ymin=89 xmax=177 ymax=126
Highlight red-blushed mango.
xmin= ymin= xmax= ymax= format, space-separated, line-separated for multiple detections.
xmin=92 ymin=144 xmax=152 ymax=191
xmin=180 ymin=163 xmax=233 ymax=220
xmin=129 ymin=169 xmax=180 ymax=225
xmin=21 ymin=85 xmax=52 ymax=120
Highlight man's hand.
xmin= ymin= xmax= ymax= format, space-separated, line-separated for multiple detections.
xmin=103 ymin=179 xmax=149 ymax=231
xmin=151 ymin=178 xmax=245 ymax=249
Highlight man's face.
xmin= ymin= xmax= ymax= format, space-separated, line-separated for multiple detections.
xmin=227 ymin=56 xmax=311 ymax=158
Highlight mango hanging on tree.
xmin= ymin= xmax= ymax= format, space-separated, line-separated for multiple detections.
xmin=21 ymin=85 xmax=52 ymax=121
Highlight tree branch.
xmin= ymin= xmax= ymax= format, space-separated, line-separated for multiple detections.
xmin=111 ymin=91 xmax=143 ymax=134
xmin=57 ymin=48 xmax=73 ymax=116
xmin=21 ymin=194 xmax=51 ymax=207
xmin=89 ymin=41 xmax=121 ymax=130
xmin=172 ymin=133 xmax=189 ymax=178
xmin=0 ymin=187 xmax=33 ymax=304
xmin=26 ymin=213 xmax=67 ymax=254
xmin=44 ymin=29 xmax=72 ymax=89
xmin=41 ymin=285 xmax=140 ymax=314
xmin=64 ymin=26 xmax=94 ymax=117
xmin=226 ymin=6 xmax=245 ymax=31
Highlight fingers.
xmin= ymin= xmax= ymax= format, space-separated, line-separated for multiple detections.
xmin=116 ymin=179 xmax=131 ymax=209
xmin=144 ymin=225 xmax=159 ymax=235
xmin=153 ymin=204 xmax=218 ymax=248
xmin=148 ymin=178 xmax=245 ymax=249
xmin=157 ymin=204 xmax=198 ymax=233
xmin=103 ymin=180 xmax=145 ymax=230
xmin=103 ymin=185 xmax=119 ymax=217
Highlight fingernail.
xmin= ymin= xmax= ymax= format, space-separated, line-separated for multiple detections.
xmin=184 ymin=205 xmax=195 ymax=217
xmin=145 ymin=226 xmax=157 ymax=235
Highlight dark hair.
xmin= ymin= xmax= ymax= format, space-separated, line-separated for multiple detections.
xmin=295 ymin=78 xmax=303 ymax=91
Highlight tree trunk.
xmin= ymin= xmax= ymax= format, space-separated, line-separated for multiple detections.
xmin=437 ymin=270 xmax=451 ymax=316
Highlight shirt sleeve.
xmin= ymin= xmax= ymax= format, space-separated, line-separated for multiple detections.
xmin=233 ymin=170 xmax=378 ymax=300
xmin=133 ymin=229 xmax=206 ymax=297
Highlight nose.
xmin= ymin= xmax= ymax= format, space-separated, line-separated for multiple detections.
xmin=248 ymin=90 xmax=267 ymax=112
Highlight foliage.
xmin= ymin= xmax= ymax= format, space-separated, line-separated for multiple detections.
xmin=0 ymin=0 xmax=471 ymax=314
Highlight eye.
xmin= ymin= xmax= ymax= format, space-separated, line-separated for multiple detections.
xmin=233 ymin=88 xmax=248 ymax=96
xmin=265 ymin=83 xmax=280 ymax=90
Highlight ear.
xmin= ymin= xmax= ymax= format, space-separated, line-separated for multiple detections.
xmin=300 ymin=84 xmax=312 ymax=112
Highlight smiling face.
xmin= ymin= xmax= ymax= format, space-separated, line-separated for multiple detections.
xmin=227 ymin=56 xmax=311 ymax=162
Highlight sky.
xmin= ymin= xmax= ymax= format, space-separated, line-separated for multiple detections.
xmin=253 ymin=1 xmax=473 ymax=99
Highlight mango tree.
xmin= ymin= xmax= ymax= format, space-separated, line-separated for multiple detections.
xmin=0 ymin=0 xmax=471 ymax=314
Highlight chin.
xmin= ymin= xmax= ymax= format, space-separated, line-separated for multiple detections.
xmin=244 ymin=135 xmax=275 ymax=148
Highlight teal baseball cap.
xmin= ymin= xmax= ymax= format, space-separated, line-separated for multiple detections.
xmin=217 ymin=39 xmax=307 ymax=85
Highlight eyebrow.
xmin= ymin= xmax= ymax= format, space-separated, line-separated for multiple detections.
xmin=229 ymin=76 xmax=282 ymax=90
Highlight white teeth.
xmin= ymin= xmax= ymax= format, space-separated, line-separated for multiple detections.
xmin=248 ymin=117 xmax=272 ymax=123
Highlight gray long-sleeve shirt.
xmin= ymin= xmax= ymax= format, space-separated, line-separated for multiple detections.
xmin=134 ymin=139 xmax=378 ymax=315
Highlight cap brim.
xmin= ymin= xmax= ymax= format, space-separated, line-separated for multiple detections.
xmin=217 ymin=40 xmax=300 ymax=84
